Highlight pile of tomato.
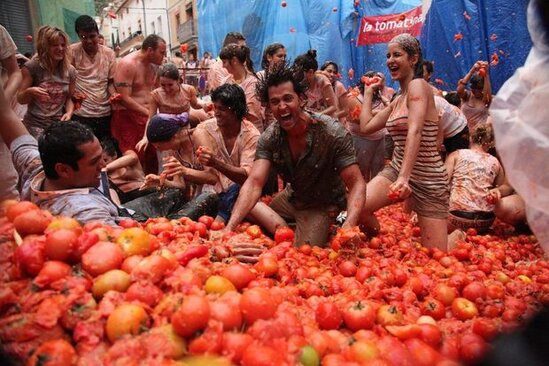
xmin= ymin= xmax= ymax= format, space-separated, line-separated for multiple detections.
xmin=0 ymin=200 xmax=547 ymax=366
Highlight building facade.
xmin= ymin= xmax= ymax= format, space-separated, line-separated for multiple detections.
xmin=167 ymin=0 xmax=198 ymax=59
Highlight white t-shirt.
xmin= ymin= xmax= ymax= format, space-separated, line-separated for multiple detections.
xmin=435 ymin=96 xmax=467 ymax=138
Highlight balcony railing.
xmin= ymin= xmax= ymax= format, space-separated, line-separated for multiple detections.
xmin=177 ymin=19 xmax=198 ymax=43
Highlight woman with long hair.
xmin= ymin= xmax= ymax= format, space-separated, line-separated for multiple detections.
xmin=219 ymin=44 xmax=265 ymax=131
xmin=359 ymin=34 xmax=449 ymax=250
xmin=293 ymin=50 xmax=338 ymax=117
xmin=457 ymin=60 xmax=492 ymax=131
xmin=17 ymin=26 xmax=76 ymax=138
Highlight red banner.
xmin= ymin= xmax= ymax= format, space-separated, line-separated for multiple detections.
xmin=356 ymin=6 xmax=424 ymax=46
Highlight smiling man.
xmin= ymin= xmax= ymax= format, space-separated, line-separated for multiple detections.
xmin=224 ymin=64 xmax=367 ymax=246
xmin=70 ymin=15 xmax=117 ymax=140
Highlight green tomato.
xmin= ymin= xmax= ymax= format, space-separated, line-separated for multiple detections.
xmin=299 ymin=345 xmax=320 ymax=366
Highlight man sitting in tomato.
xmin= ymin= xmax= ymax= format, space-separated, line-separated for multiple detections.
xmin=192 ymin=83 xmax=284 ymax=234
xmin=224 ymin=63 xmax=367 ymax=247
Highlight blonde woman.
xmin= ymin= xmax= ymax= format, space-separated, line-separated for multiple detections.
xmin=17 ymin=26 xmax=76 ymax=138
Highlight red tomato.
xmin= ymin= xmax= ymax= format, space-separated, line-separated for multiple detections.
xmin=125 ymin=281 xmax=163 ymax=307
xmin=418 ymin=323 xmax=442 ymax=347
xmin=459 ymin=333 xmax=489 ymax=364
xmin=119 ymin=218 xmax=140 ymax=228
xmin=130 ymin=255 xmax=170 ymax=284
xmin=222 ymin=332 xmax=254 ymax=363
xmin=255 ymin=255 xmax=279 ymax=277
xmin=13 ymin=209 xmax=52 ymax=237
xmin=188 ymin=321 xmax=223 ymax=355
xmin=420 ymin=298 xmax=446 ymax=320
xmin=210 ymin=220 xmax=225 ymax=231
xmin=385 ymin=324 xmax=421 ymax=340
xmin=210 ymin=297 xmax=243 ymax=331
xmin=405 ymin=338 xmax=442 ymax=366
xmin=376 ymin=304 xmax=404 ymax=326
xmin=387 ymin=191 xmax=400 ymax=201
xmin=15 ymin=236 xmax=46 ymax=276
xmin=274 ymin=226 xmax=295 ymax=244
xmin=338 ymin=260 xmax=357 ymax=277
xmin=198 ymin=215 xmax=214 ymax=228
xmin=71 ymin=231 xmax=99 ymax=261
xmin=241 ymin=344 xmax=285 ymax=366
xmin=44 ymin=228 xmax=78 ymax=262
xmin=342 ymin=300 xmax=376 ymax=331
xmin=121 ymin=254 xmax=144 ymax=274
xmin=193 ymin=222 xmax=208 ymax=238
xmin=240 ymin=287 xmax=277 ymax=324
xmin=221 ymin=263 xmax=256 ymax=290
xmin=34 ymin=260 xmax=72 ymax=288
xmin=451 ymin=297 xmax=479 ymax=320
xmin=245 ymin=224 xmax=263 ymax=239
xmin=472 ymin=317 xmax=500 ymax=340
xmin=432 ymin=283 xmax=458 ymax=306
xmin=27 ymin=339 xmax=77 ymax=366
xmin=6 ymin=201 xmax=39 ymax=222
xmin=462 ymin=281 xmax=487 ymax=301
xmin=171 ymin=294 xmax=210 ymax=337
xmin=81 ymin=241 xmax=124 ymax=277
xmin=315 ymin=302 xmax=343 ymax=330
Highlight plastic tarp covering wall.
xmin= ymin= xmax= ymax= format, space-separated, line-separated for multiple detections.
xmin=420 ymin=0 xmax=532 ymax=93
xmin=198 ymin=0 xmax=356 ymax=86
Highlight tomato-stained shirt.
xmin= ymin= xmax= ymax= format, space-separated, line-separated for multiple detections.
xmin=11 ymin=135 xmax=120 ymax=226
xmin=256 ymin=113 xmax=357 ymax=210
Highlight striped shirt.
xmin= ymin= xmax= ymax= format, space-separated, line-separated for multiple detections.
xmin=387 ymin=95 xmax=448 ymax=188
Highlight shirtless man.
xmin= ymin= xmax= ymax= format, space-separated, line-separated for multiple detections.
xmin=111 ymin=34 xmax=166 ymax=173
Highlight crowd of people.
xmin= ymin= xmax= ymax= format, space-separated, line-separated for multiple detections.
xmin=0 ymin=11 xmax=536 ymax=258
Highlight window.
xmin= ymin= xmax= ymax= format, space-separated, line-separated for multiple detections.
xmin=138 ymin=19 xmax=142 ymax=32
xmin=175 ymin=13 xmax=180 ymax=25
xmin=151 ymin=21 xmax=155 ymax=34
xmin=157 ymin=16 xmax=162 ymax=36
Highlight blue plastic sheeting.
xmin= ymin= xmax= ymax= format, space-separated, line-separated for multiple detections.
xmin=198 ymin=0 xmax=531 ymax=92
xmin=198 ymin=0 xmax=357 ymax=86
xmin=420 ymin=0 xmax=532 ymax=93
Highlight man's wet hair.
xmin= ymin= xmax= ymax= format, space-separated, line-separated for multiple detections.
xmin=75 ymin=15 xmax=99 ymax=34
xmin=256 ymin=62 xmax=308 ymax=105
xmin=38 ymin=121 xmax=96 ymax=179
xmin=211 ymin=83 xmax=249 ymax=121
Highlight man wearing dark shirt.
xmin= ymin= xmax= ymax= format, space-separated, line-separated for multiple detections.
xmin=225 ymin=64 xmax=367 ymax=246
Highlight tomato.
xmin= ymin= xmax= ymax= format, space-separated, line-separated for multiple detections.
xmin=478 ymin=67 xmax=487 ymax=78
xmin=198 ymin=215 xmax=214 ymax=228
xmin=274 ymin=226 xmax=295 ymax=244
xmin=6 ymin=201 xmax=39 ymax=222
xmin=405 ymin=338 xmax=442 ymax=366
xmin=462 ymin=281 xmax=487 ymax=302
xmin=125 ymin=281 xmax=163 ymax=307
xmin=204 ymin=275 xmax=237 ymax=294
xmin=121 ymin=255 xmax=144 ymax=274
xmin=459 ymin=333 xmax=489 ymax=364
xmin=338 ymin=260 xmax=357 ymax=277
xmin=376 ymin=304 xmax=404 ymax=326
xmin=210 ymin=295 xmax=243 ymax=331
xmin=221 ymin=332 xmax=253 ymax=363
xmin=13 ymin=209 xmax=52 ymax=237
xmin=193 ymin=222 xmax=208 ymax=238
xmin=418 ymin=323 xmax=442 ymax=347
xmin=245 ymin=225 xmax=263 ymax=239
xmin=34 ymin=260 xmax=72 ymax=288
xmin=71 ymin=232 xmax=99 ymax=261
xmin=210 ymin=221 xmax=225 ymax=231
xmin=255 ymin=255 xmax=279 ymax=277
xmin=81 ymin=241 xmax=124 ymax=277
xmin=472 ymin=317 xmax=500 ymax=340
xmin=106 ymin=303 xmax=149 ymax=342
xmin=15 ymin=236 xmax=46 ymax=276
xmin=171 ymin=294 xmax=210 ymax=337
xmin=44 ymin=228 xmax=78 ymax=262
xmin=342 ymin=300 xmax=376 ymax=331
xmin=92 ymin=269 xmax=131 ymax=299
xmin=119 ymin=218 xmax=140 ymax=228
xmin=130 ymin=255 xmax=170 ymax=284
xmin=47 ymin=217 xmax=82 ymax=233
xmin=188 ymin=321 xmax=223 ymax=355
xmin=387 ymin=191 xmax=400 ymax=201
xmin=385 ymin=324 xmax=421 ymax=340
xmin=116 ymin=227 xmax=152 ymax=257
xmin=432 ymin=283 xmax=458 ymax=306
xmin=240 ymin=287 xmax=277 ymax=324
xmin=451 ymin=297 xmax=479 ymax=320
xmin=27 ymin=338 xmax=77 ymax=366
xmin=148 ymin=324 xmax=187 ymax=359
xmin=241 ymin=344 xmax=285 ymax=366
xmin=221 ymin=263 xmax=256 ymax=290
xmin=315 ymin=302 xmax=342 ymax=330
xmin=420 ymin=298 xmax=446 ymax=320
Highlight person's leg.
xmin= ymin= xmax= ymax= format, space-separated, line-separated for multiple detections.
xmin=247 ymin=201 xmax=287 ymax=235
xmin=170 ymin=191 xmax=220 ymax=221
xmin=417 ymin=215 xmax=449 ymax=251
xmin=370 ymin=138 xmax=386 ymax=179
xmin=494 ymin=194 xmax=527 ymax=226
xmin=293 ymin=208 xmax=335 ymax=247
xmin=0 ymin=138 xmax=19 ymax=201
xmin=358 ymin=174 xmax=395 ymax=233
